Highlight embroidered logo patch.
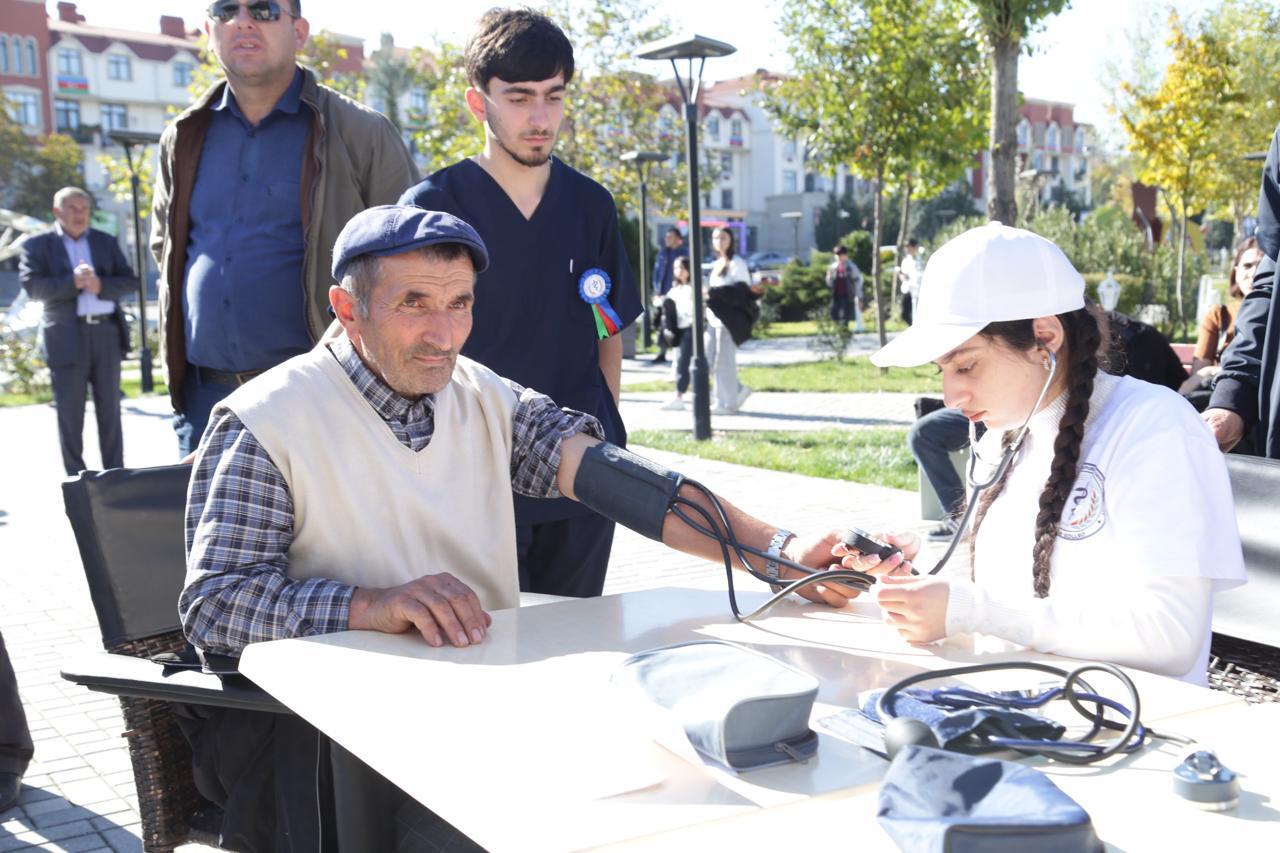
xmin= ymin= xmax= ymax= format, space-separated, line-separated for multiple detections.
xmin=1059 ymin=463 xmax=1106 ymax=541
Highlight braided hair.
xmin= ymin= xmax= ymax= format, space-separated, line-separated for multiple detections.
xmin=966 ymin=307 xmax=1104 ymax=596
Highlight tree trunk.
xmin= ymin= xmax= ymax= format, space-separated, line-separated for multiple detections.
xmin=872 ymin=163 xmax=888 ymax=351
xmin=895 ymin=175 xmax=913 ymax=270
xmin=988 ymin=34 xmax=1020 ymax=226
xmin=1176 ymin=201 xmax=1188 ymax=339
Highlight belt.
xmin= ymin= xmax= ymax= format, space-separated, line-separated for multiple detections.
xmin=79 ymin=313 xmax=115 ymax=325
xmin=187 ymin=362 xmax=265 ymax=387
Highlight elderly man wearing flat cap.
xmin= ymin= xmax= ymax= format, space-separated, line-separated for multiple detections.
xmin=177 ymin=205 xmax=861 ymax=851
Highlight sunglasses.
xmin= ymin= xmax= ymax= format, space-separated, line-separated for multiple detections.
xmin=207 ymin=0 xmax=295 ymax=24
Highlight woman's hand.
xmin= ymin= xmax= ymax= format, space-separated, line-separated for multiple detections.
xmin=835 ymin=530 xmax=919 ymax=578
xmin=874 ymin=574 xmax=950 ymax=644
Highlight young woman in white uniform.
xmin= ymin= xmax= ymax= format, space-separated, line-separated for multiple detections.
xmin=856 ymin=223 xmax=1246 ymax=684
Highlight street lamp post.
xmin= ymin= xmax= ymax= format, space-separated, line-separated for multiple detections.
xmin=110 ymin=131 xmax=162 ymax=394
xmin=621 ymin=150 xmax=665 ymax=351
xmin=637 ymin=33 xmax=736 ymax=441
xmin=781 ymin=210 xmax=802 ymax=261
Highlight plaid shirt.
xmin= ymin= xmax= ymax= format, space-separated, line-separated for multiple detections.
xmin=180 ymin=338 xmax=603 ymax=655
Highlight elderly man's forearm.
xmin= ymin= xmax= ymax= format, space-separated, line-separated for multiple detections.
xmin=180 ymin=570 xmax=355 ymax=655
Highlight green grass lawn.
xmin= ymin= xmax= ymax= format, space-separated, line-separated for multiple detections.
xmin=759 ymin=317 xmax=908 ymax=339
xmin=625 ymin=358 xmax=941 ymax=394
xmin=630 ymin=427 xmax=919 ymax=491
xmin=0 ymin=375 xmax=168 ymax=408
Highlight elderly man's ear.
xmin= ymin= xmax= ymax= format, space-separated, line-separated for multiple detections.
xmin=324 ymin=286 xmax=358 ymax=342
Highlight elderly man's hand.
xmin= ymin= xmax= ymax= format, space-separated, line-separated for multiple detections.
xmin=778 ymin=529 xmax=891 ymax=608
xmin=1202 ymin=407 xmax=1245 ymax=452
xmin=350 ymin=573 xmax=492 ymax=648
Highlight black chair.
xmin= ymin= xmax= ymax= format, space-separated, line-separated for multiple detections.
xmin=60 ymin=465 xmax=285 ymax=851
xmin=1208 ymin=454 xmax=1280 ymax=703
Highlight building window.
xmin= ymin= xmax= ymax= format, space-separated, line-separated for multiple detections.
xmin=58 ymin=48 xmax=82 ymax=76
xmin=782 ymin=170 xmax=797 ymax=194
xmin=1016 ymin=119 xmax=1030 ymax=147
xmin=6 ymin=91 xmax=40 ymax=127
xmin=101 ymin=103 xmax=129 ymax=132
xmin=107 ymin=54 xmax=132 ymax=81
xmin=730 ymin=118 xmax=742 ymax=138
xmin=720 ymin=151 xmax=732 ymax=177
xmin=1074 ymin=127 xmax=1086 ymax=152
xmin=1046 ymin=122 xmax=1060 ymax=151
xmin=55 ymin=98 xmax=80 ymax=132
xmin=24 ymin=38 xmax=37 ymax=76
xmin=173 ymin=62 xmax=193 ymax=87
xmin=1050 ymin=155 xmax=1059 ymax=174
xmin=782 ymin=139 xmax=796 ymax=160
xmin=0 ymin=36 xmax=7 ymax=74
xmin=1031 ymin=151 xmax=1043 ymax=171
xmin=409 ymin=88 xmax=427 ymax=113
xmin=707 ymin=116 xmax=719 ymax=138
xmin=720 ymin=189 xmax=733 ymax=209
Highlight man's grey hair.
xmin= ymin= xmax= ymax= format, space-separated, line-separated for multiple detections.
xmin=53 ymin=187 xmax=91 ymax=208
xmin=340 ymin=243 xmax=473 ymax=318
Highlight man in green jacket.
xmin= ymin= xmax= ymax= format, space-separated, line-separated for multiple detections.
xmin=150 ymin=0 xmax=418 ymax=454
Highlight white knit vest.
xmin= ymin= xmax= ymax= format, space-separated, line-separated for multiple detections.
xmin=220 ymin=343 xmax=520 ymax=611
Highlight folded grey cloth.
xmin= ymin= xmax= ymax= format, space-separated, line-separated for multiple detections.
xmin=612 ymin=640 xmax=819 ymax=771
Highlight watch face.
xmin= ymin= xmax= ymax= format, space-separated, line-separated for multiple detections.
xmin=581 ymin=272 xmax=608 ymax=300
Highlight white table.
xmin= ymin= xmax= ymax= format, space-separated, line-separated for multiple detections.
xmin=240 ymin=586 xmax=1280 ymax=851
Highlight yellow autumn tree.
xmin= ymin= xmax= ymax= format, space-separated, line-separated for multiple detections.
xmin=1119 ymin=12 xmax=1245 ymax=337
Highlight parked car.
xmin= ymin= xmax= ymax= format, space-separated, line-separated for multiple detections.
xmin=745 ymin=251 xmax=793 ymax=272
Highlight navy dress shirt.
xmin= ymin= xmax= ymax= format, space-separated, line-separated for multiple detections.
xmin=183 ymin=68 xmax=313 ymax=373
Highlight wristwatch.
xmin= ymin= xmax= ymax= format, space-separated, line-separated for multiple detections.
xmin=765 ymin=529 xmax=795 ymax=593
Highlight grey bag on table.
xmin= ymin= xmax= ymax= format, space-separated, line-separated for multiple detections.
xmin=612 ymin=640 xmax=820 ymax=771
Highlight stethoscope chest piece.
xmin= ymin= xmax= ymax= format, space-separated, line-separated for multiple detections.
xmin=1172 ymin=750 xmax=1239 ymax=810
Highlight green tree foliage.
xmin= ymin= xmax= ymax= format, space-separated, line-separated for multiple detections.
xmin=367 ymin=35 xmax=421 ymax=133
xmin=1119 ymin=12 xmax=1244 ymax=336
xmin=95 ymin=151 xmax=154 ymax=224
xmin=1201 ymin=0 xmax=1280 ymax=239
xmin=412 ymin=41 xmax=486 ymax=170
xmin=969 ymin=0 xmax=1070 ymax=226
xmin=1 ymin=116 xmax=85 ymax=218
xmin=767 ymin=0 xmax=987 ymax=347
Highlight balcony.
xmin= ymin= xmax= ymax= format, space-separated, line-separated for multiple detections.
xmin=57 ymin=125 xmax=98 ymax=145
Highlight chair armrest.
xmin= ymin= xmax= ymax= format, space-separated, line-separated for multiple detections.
xmin=61 ymin=652 xmax=291 ymax=714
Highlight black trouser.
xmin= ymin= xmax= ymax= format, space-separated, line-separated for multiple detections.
xmin=516 ymin=512 xmax=617 ymax=598
xmin=0 ymin=630 xmax=33 ymax=778
xmin=900 ymin=292 xmax=914 ymax=326
xmin=830 ymin=293 xmax=853 ymax=325
xmin=50 ymin=317 xmax=123 ymax=475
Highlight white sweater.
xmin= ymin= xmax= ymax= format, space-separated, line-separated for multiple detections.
xmin=943 ymin=372 xmax=1246 ymax=683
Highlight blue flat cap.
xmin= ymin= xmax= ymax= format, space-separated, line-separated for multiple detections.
xmin=331 ymin=205 xmax=489 ymax=281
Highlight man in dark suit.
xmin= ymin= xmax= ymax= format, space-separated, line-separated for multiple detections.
xmin=19 ymin=187 xmax=135 ymax=475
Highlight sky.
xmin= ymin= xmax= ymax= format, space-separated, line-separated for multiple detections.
xmin=53 ymin=0 xmax=1221 ymax=144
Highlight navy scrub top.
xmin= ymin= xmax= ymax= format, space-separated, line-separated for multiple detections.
xmin=399 ymin=157 xmax=643 ymax=524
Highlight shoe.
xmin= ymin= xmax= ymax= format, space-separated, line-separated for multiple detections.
xmin=0 ymin=771 xmax=23 ymax=814
xmin=651 ymin=356 xmax=668 ymax=364
xmin=660 ymin=397 xmax=685 ymax=410
xmin=736 ymin=385 xmax=752 ymax=409
xmin=927 ymin=519 xmax=960 ymax=542
xmin=711 ymin=405 xmax=737 ymax=415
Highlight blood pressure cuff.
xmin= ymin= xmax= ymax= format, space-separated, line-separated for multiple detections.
xmin=573 ymin=442 xmax=683 ymax=541
xmin=877 ymin=746 xmax=1101 ymax=853
xmin=612 ymin=640 xmax=819 ymax=771
xmin=863 ymin=688 xmax=1065 ymax=752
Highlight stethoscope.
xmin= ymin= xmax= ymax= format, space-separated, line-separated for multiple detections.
xmin=874 ymin=660 xmax=1194 ymax=764
xmin=672 ymin=350 xmax=1059 ymax=618
xmin=922 ymin=349 xmax=1058 ymax=576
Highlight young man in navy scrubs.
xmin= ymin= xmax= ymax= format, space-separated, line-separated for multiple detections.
xmin=398 ymin=8 xmax=642 ymax=598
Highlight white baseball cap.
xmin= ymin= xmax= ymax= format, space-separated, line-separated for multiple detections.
xmin=871 ymin=222 xmax=1086 ymax=368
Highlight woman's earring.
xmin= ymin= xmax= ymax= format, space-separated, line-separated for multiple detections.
xmin=1043 ymin=358 xmax=1051 ymax=371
